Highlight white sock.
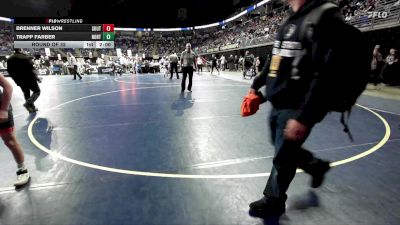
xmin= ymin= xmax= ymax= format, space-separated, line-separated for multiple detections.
xmin=17 ymin=163 xmax=26 ymax=171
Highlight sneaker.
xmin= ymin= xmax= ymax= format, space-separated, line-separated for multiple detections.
xmin=188 ymin=89 xmax=192 ymax=92
xmin=249 ymin=197 xmax=286 ymax=217
xmin=310 ymin=160 xmax=330 ymax=188
xmin=23 ymin=103 xmax=34 ymax=113
xmin=14 ymin=169 xmax=31 ymax=187
xmin=27 ymin=103 xmax=38 ymax=113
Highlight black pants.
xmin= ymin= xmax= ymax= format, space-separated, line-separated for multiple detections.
xmin=181 ymin=67 xmax=193 ymax=91
xmin=263 ymin=108 xmax=324 ymax=203
xmin=211 ymin=64 xmax=219 ymax=73
xmin=20 ymin=81 xmax=41 ymax=106
xmin=73 ymin=65 xmax=82 ymax=79
xmin=197 ymin=64 xmax=202 ymax=72
xmin=371 ymin=69 xmax=381 ymax=86
xmin=170 ymin=63 xmax=179 ymax=79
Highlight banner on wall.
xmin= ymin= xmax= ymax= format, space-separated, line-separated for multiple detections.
xmin=116 ymin=48 xmax=122 ymax=58
xmin=45 ymin=48 xmax=51 ymax=56
xmin=206 ymin=47 xmax=220 ymax=53
xmin=220 ymin=43 xmax=239 ymax=51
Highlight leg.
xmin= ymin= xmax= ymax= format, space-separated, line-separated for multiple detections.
xmin=1 ymin=131 xmax=24 ymax=164
xmin=20 ymin=85 xmax=34 ymax=112
xmin=77 ymin=69 xmax=82 ymax=79
xmin=371 ymin=69 xmax=381 ymax=86
xmin=26 ymin=82 xmax=40 ymax=110
xmin=188 ymin=68 xmax=193 ymax=91
xmin=27 ymin=81 xmax=40 ymax=105
xmin=20 ymin=85 xmax=31 ymax=101
xmin=170 ymin=64 xmax=173 ymax=79
xmin=250 ymin=109 xmax=329 ymax=216
xmin=73 ymin=65 xmax=77 ymax=80
xmin=181 ymin=67 xmax=188 ymax=92
xmin=1 ymin=129 xmax=30 ymax=187
xmin=249 ymin=109 xmax=296 ymax=216
xmin=175 ymin=66 xmax=179 ymax=79
xmin=263 ymin=109 xmax=328 ymax=200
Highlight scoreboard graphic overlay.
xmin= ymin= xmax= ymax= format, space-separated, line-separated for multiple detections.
xmin=13 ymin=18 xmax=114 ymax=49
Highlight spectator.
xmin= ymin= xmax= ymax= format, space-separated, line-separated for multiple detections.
xmin=370 ymin=45 xmax=384 ymax=87
xmin=381 ymin=48 xmax=400 ymax=86
xmin=220 ymin=55 xmax=226 ymax=71
xmin=255 ymin=57 xmax=261 ymax=74
xmin=228 ymin=55 xmax=235 ymax=71
xmin=234 ymin=55 xmax=239 ymax=71
xmin=210 ymin=54 xmax=220 ymax=75
xmin=169 ymin=52 xmax=179 ymax=79
xmin=196 ymin=56 xmax=203 ymax=74
xmin=243 ymin=51 xmax=254 ymax=78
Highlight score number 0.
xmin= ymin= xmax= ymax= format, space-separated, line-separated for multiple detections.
xmin=102 ymin=24 xmax=115 ymax=41
xmin=103 ymin=24 xmax=114 ymax=32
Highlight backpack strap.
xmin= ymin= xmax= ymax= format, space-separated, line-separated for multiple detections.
xmin=340 ymin=110 xmax=354 ymax=142
xmin=292 ymin=3 xmax=338 ymax=77
xmin=299 ymin=2 xmax=338 ymax=41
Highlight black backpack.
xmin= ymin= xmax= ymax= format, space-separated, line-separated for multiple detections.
xmin=301 ymin=2 xmax=371 ymax=141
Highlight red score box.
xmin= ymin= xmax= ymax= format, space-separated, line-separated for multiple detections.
xmin=102 ymin=24 xmax=114 ymax=32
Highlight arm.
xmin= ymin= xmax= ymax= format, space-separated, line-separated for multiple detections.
xmin=193 ymin=55 xmax=197 ymax=70
xmin=0 ymin=73 xmax=13 ymax=121
xmin=249 ymin=56 xmax=270 ymax=93
xmin=180 ymin=53 xmax=184 ymax=67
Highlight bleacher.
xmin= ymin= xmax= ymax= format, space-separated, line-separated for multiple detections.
xmin=0 ymin=0 xmax=398 ymax=58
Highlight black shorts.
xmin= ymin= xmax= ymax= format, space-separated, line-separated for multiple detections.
xmin=0 ymin=105 xmax=14 ymax=130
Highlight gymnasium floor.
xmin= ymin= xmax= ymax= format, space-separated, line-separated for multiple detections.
xmin=0 ymin=73 xmax=399 ymax=225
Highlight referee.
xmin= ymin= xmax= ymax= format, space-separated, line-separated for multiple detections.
xmin=180 ymin=43 xmax=197 ymax=93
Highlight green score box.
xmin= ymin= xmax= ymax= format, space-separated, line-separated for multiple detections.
xmin=102 ymin=32 xmax=115 ymax=41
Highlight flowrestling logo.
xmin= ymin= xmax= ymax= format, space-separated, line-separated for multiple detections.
xmin=367 ymin=11 xmax=389 ymax=19
xmin=46 ymin=19 xmax=84 ymax=24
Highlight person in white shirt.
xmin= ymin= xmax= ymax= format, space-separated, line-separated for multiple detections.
xmin=67 ymin=52 xmax=82 ymax=80
xmin=196 ymin=56 xmax=203 ymax=74
xmin=180 ymin=43 xmax=197 ymax=92
xmin=169 ymin=53 xmax=179 ymax=79
xmin=163 ymin=57 xmax=170 ymax=77
xmin=220 ymin=55 xmax=226 ymax=71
